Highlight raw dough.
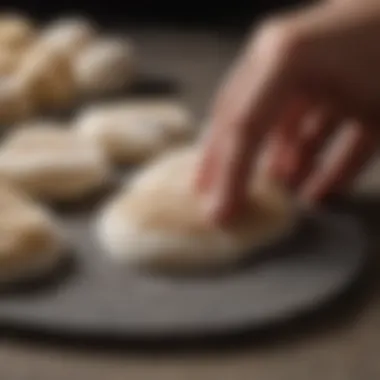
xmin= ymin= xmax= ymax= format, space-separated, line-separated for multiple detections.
xmin=0 ymin=13 xmax=35 ymax=51
xmin=96 ymin=146 xmax=296 ymax=272
xmin=0 ymin=77 xmax=34 ymax=125
xmin=0 ymin=48 xmax=23 ymax=75
xmin=38 ymin=16 xmax=96 ymax=58
xmin=0 ymin=123 xmax=110 ymax=201
xmin=75 ymin=99 xmax=194 ymax=164
xmin=16 ymin=43 xmax=77 ymax=110
xmin=0 ymin=181 xmax=65 ymax=284
xmin=74 ymin=36 xmax=134 ymax=94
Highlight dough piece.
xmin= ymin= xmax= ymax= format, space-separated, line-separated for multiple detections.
xmin=0 ymin=181 xmax=65 ymax=284
xmin=75 ymin=99 xmax=194 ymax=164
xmin=0 ymin=48 xmax=23 ymax=75
xmin=16 ymin=43 xmax=77 ymax=110
xmin=96 ymin=146 xmax=296 ymax=272
xmin=0 ymin=77 xmax=34 ymax=125
xmin=0 ymin=13 xmax=35 ymax=51
xmin=0 ymin=124 xmax=110 ymax=201
xmin=74 ymin=36 xmax=135 ymax=94
xmin=39 ymin=16 xmax=96 ymax=58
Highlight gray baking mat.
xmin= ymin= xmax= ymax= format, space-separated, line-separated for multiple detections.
xmin=0 ymin=210 xmax=368 ymax=340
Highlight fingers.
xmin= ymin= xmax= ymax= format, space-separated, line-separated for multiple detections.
xmin=195 ymin=54 xmax=255 ymax=194
xmin=205 ymin=61 xmax=297 ymax=225
xmin=282 ymin=108 xmax=342 ymax=187
xmin=194 ymin=4 xmax=339 ymax=225
xmin=194 ymin=126 xmax=219 ymax=193
xmin=266 ymin=97 xmax=312 ymax=179
xmin=300 ymin=121 xmax=377 ymax=202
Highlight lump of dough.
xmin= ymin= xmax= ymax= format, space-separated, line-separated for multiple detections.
xmin=96 ymin=146 xmax=296 ymax=273
xmin=0 ymin=181 xmax=65 ymax=284
xmin=0 ymin=13 xmax=36 ymax=51
xmin=38 ymin=16 xmax=96 ymax=58
xmin=0 ymin=123 xmax=111 ymax=201
xmin=16 ymin=43 xmax=77 ymax=110
xmin=75 ymin=99 xmax=194 ymax=164
xmin=0 ymin=77 xmax=34 ymax=125
xmin=74 ymin=36 xmax=135 ymax=95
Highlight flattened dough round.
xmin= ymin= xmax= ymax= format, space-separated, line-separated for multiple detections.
xmin=0 ymin=181 xmax=65 ymax=284
xmin=39 ymin=16 xmax=96 ymax=58
xmin=97 ymin=146 xmax=296 ymax=272
xmin=74 ymin=37 xmax=135 ymax=94
xmin=0 ymin=123 xmax=110 ymax=201
xmin=75 ymin=99 xmax=194 ymax=164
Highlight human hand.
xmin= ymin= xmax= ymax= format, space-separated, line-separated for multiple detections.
xmin=195 ymin=0 xmax=380 ymax=225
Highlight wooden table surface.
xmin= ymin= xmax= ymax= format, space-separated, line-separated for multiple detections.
xmin=1 ymin=29 xmax=380 ymax=380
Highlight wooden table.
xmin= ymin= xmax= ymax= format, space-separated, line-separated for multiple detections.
xmin=1 ymin=29 xmax=380 ymax=380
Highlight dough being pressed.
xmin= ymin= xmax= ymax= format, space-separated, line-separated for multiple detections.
xmin=0 ymin=123 xmax=110 ymax=201
xmin=16 ymin=42 xmax=77 ymax=110
xmin=0 ymin=181 xmax=65 ymax=284
xmin=75 ymin=99 xmax=194 ymax=164
xmin=38 ymin=16 xmax=96 ymax=58
xmin=74 ymin=36 xmax=135 ymax=94
xmin=0 ymin=13 xmax=36 ymax=51
xmin=96 ymin=146 xmax=296 ymax=272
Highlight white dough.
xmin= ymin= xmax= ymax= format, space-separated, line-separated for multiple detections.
xmin=74 ymin=36 xmax=135 ymax=94
xmin=0 ymin=123 xmax=111 ymax=201
xmin=75 ymin=99 xmax=194 ymax=164
xmin=96 ymin=146 xmax=296 ymax=272
xmin=39 ymin=16 xmax=96 ymax=58
xmin=0 ymin=181 xmax=65 ymax=284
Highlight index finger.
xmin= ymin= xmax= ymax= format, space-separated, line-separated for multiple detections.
xmin=207 ymin=49 xmax=297 ymax=225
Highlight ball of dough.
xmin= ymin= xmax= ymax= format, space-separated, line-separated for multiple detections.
xmin=39 ymin=16 xmax=96 ymax=58
xmin=96 ymin=146 xmax=296 ymax=273
xmin=0 ymin=181 xmax=65 ymax=284
xmin=0 ymin=77 xmax=34 ymax=125
xmin=75 ymin=99 xmax=194 ymax=164
xmin=74 ymin=36 xmax=135 ymax=94
xmin=0 ymin=123 xmax=111 ymax=201
xmin=16 ymin=43 xmax=77 ymax=110
xmin=0 ymin=13 xmax=36 ymax=51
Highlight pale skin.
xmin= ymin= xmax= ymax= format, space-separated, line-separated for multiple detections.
xmin=196 ymin=0 xmax=380 ymax=225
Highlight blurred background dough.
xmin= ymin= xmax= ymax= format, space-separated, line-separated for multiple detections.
xmin=0 ymin=181 xmax=65 ymax=284
xmin=75 ymin=99 xmax=194 ymax=164
xmin=0 ymin=48 xmax=24 ymax=75
xmin=16 ymin=42 xmax=77 ymax=111
xmin=96 ymin=145 xmax=296 ymax=273
xmin=74 ymin=36 xmax=135 ymax=95
xmin=0 ymin=123 xmax=110 ymax=201
xmin=0 ymin=77 xmax=34 ymax=125
xmin=38 ymin=16 xmax=97 ymax=58
xmin=0 ymin=13 xmax=36 ymax=52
